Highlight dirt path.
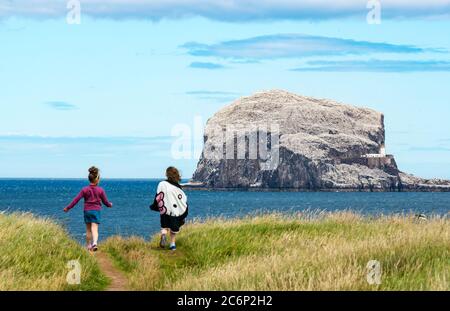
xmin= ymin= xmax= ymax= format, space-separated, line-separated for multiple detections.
xmin=95 ymin=251 xmax=128 ymax=291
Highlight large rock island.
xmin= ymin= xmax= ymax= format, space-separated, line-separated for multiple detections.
xmin=189 ymin=90 xmax=450 ymax=191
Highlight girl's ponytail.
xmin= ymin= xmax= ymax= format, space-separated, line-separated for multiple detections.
xmin=88 ymin=166 xmax=100 ymax=183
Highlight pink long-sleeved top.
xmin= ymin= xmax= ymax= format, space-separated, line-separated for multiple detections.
xmin=65 ymin=185 xmax=112 ymax=211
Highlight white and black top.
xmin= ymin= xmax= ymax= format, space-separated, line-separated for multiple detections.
xmin=150 ymin=180 xmax=188 ymax=218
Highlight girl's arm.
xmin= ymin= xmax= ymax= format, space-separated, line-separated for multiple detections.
xmin=64 ymin=190 xmax=84 ymax=212
xmin=100 ymin=190 xmax=113 ymax=208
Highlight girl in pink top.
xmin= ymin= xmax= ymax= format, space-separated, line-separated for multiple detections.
xmin=64 ymin=167 xmax=113 ymax=251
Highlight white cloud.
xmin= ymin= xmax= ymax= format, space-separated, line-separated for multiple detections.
xmin=180 ymin=34 xmax=440 ymax=60
xmin=1 ymin=0 xmax=449 ymax=20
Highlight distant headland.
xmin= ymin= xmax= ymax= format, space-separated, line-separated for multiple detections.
xmin=186 ymin=90 xmax=450 ymax=192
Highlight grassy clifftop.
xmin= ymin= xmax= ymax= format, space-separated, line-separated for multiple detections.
xmin=104 ymin=212 xmax=449 ymax=291
xmin=0 ymin=213 xmax=108 ymax=291
xmin=1 ymin=212 xmax=448 ymax=291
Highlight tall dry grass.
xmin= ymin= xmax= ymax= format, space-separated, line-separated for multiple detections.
xmin=0 ymin=213 xmax=108 ymax=291
xmin=104 ymin=212 xmax=449 ymax=291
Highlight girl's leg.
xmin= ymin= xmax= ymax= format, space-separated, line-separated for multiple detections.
xmin=170 ymin=231 xmax=177 ymax=246
xmin=91 ymin=223 xmax=99 ymax=246
xmin=85 ymin=223 xmax=92 ymax=248
xmin=160 ymin=228 xmax=168 ymax=248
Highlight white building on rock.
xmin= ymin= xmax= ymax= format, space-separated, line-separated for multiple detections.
xmin=362 ymin=143 xmax=387 ymax=158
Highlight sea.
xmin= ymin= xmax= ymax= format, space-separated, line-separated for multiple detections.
xmin=0 ymin=179 xmax=449 ymax=243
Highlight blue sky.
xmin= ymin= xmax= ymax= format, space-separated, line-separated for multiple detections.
xmin=1 ymin=1 xmax=450 ymax=179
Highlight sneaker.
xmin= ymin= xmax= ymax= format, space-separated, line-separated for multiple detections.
xmin=169 ymin=244 xmax=176 ymax=251
xmin=159 ymin=234 xmax=167 ymax=248
xmin=87 ymin=244 xmax=93 ymax=251
xmin=91 ymin=244 xmax=98 ymax=252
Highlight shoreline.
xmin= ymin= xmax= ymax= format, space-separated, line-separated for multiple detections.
xmin=183 ymin=185 xmax=450 ymax=193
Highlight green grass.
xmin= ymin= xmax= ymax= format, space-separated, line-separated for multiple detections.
xmin=103 ymin=212 xmax=449 ymax=291
xmin=0 ymin=213 xmax=109 ymax=291
xmin=1 ymin=211 xmax=447 ymax=291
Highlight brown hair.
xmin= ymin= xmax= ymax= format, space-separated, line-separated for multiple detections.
xmin=88 ymin=166 xmax=100 ymax=183
xmin=166 ymin=166 xmax=181 ymax=183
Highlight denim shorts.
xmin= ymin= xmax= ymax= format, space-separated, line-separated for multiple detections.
xmin=84 ymin=210 xmax=101 ymax=224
